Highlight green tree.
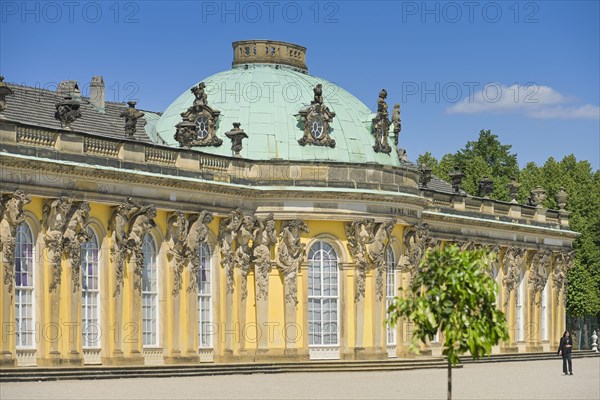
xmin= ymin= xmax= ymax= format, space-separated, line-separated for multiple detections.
xmin=418 ymin=131 xmax=600 ymax=324
xmin=454 ymin=130 xmax=519 ymax=200
xmin=416 ymin=151 xmax=455 ymax=181
xmin=518 ymin=155 xmax=600 ymax=318
xmin=387 ymin=246 xmax=509 ymax=400
xmin=416 ymin=151 xmax=439 ymax=171
xmin=417 ymin=130 xmax=519 ymax=200
xmin=567 ymin=262 xmax=600 ymax=318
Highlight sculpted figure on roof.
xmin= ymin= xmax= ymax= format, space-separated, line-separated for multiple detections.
xmin=175 ymin=82 xmax=222 ymax=148
xmin=372 ymin=89 xmax=391 ymax=154
xmin=297 ymin=84 xmax=336 ymax=148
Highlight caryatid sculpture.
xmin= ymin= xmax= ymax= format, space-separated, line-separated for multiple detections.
xmin=1 ymin=190 xmax=31 ymax=293
xmin=109 ymin=197 xmax=142 ymax=296
xmin=366 ymin=219 xmax=396 ymax=301
xmin=502 ymin=246 xmax=526 ymax=308
xmin=253 ymin=213 xmax=277 ymax=300
xmin=218 ymin=208 xmax=243 ymax=295
xmin=276 ymin=220 xmax=309 ymax=306
xmin=346 ymin=219 xmax=375 ymax=302
xmin=529 ymin=249 xmax=552 ymax=304
xmin=42 ymin=196 xmax=74 ymax=292
xmin=167 ymin=211 xmax=190 ymax=296
xmin=127 ymin=204 xmax=157 ymax=292
xmin=397 ymin=222 xmax=437 ymax=285
xmin=234 ymin=214 xmax=256 ymax=301
xmin=63 ymin=202 xmax=91 ymax=292
xmin=186 ymin=210 xmax=214 ymax=293
xmin=167 ymin=210 xmax=214 ymax=295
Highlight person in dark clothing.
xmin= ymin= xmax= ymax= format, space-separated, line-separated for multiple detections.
xmin=557 ymin=330 xmax=574 ymax=375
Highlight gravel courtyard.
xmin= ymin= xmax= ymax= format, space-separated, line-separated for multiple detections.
xmin=2 ymin=357 xmax=599 ymax=400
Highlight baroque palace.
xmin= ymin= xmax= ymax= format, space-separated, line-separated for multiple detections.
xmin=0 ymin=40 xmax=577 ymax=367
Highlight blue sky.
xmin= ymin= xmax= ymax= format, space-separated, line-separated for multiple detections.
xmin=2 ymin=0 xmax=599 ymax=168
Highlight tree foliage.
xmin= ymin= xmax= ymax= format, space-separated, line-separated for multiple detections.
xmin=418 ymin=130 xmax=519 ymax=200
xmin=418 ymin=131 xmax=600 ymax=318
xmin=387 ymin=246 xmax=509 ymax=364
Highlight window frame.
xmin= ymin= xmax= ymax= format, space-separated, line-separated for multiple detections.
xmin=14 ymin=222 xmax=35 ymax=349
xmin=197 ymin=242 xmax=213 ymax=349
xmin=307 ymin=240 xmax=340 ymax=347
xmin=142 ymin=233 xmax=160 ymax=348
xmin=81 ymin=226 xmax=101 ymax=349
xmin=385 ymin=246 xmax=397 ymax=346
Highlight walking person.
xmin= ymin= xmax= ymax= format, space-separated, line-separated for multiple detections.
xmin=557 ymin=330 xmax=574 ymax=375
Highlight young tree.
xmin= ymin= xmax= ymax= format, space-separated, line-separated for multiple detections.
xmin=387 ymin=245 xmax=509 ymax=400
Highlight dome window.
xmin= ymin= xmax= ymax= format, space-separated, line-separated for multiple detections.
xmin=195 ymin=116 xmax=209 ymax=139
xmin=298 ymin=84 xmax=336 ymax=148
xmin=310 ymin=117 xmax=324 ymax=139
xmin=174 ymin=82 xmax=223 ymax=148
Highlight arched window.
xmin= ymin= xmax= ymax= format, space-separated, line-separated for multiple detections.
xmin=197 ymin=242 xmax=212 ymax=348
xmin=81 ymin=227 xmax=100 ymax=348
xmin=308 ymin=241 xmax=339 ymax=347
xmin=15 ymin=222 xmax=35 ymax=348
xmin=142 ymin=233 xmax=159 ymax=347
xmin=386 ymin=246 xmax=396 ymax=347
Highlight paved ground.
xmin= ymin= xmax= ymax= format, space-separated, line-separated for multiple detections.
xmin=1 ymin=358 xmax=599 ymax=400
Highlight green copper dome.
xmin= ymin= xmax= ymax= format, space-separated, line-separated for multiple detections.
xmin=154 ymin=41 xmax=399 ymax=166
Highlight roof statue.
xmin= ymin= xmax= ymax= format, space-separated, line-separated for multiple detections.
xmin=297 ymin=84 xmax=336 ymax=148
xmin=174 ymin=82 xmax=222 ymax=148
xmin=120 ymin=101 xmax=145 ymax=138
xmin=225 ymin=122 xmax=249 ymax=157
xmin=372 ymin=89 xmax=392 ymax=154
xmin=55 ymin=96 xmax=82 ymax=128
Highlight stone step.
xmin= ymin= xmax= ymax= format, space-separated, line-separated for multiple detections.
xmin=461 ymin=351 xmax=600 ymax=364
xmin=0 ymin=359 xmax=450 ymax=382
xmin=3 ymin=352 xmax=597 ymax=383
xmin=0 ymin=357 xmax=446 ymax=373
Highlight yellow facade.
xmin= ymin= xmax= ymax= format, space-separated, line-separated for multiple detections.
xmin=0 ymin=197 xmax=574 ymax=366
xmin=0 ymin=39 xmax=577 ymax=368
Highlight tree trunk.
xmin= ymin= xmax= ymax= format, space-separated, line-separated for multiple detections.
xmin=447 ymin=359 xmax=452 ymax=400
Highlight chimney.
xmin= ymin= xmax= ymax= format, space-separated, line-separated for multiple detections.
xmin=57 ymin=80 xmax=81 ymax=97
xmin=90 ymin=76 xmax=105 ymax=111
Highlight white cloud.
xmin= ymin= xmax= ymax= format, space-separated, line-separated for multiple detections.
xmin=526 ymin=104 xmax=600 ymax=119
xmin=446 ymin=84 xmax=599 ymax=120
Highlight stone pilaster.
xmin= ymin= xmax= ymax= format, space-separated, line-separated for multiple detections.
xmin=185 ymin=277 xmax=200 ymax=360
xmin=65 ymin=259 xmax=83 ymax=365
xmin=277 ymin=219 xmax=308 ymax=358
xmin=0 ymin=190 xmax=29 ymax=366
xmin=129 ymin=252 xmax=143 ymax=361
xmin=0 ymin=253 xmax=16 ymax=366
xmin=170 ymin=291 xmax=182 ymax=359
xmin=237 ymin=267 xmax=250 ymax=356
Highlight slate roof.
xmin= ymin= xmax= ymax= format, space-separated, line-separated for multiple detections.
xmin=402 ymin=159 xmax=464 ymax=196
xmin=1 ymin=82 xmax=162 ymax=144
